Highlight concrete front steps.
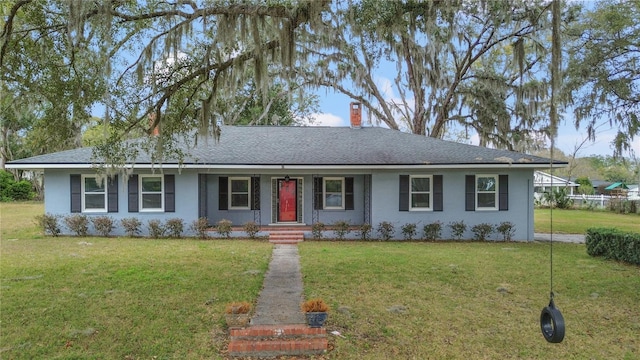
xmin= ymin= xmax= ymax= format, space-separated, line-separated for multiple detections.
xmin=268 ymin=231 xmax=305 ymax=244
xmin=228 ymin=324 xmax=327 ymax=357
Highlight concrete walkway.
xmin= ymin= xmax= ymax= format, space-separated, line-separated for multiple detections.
xmin=534 ymin=233 xmax=585 ymax=244
xmin=250 ymin=244 xmax=306 ymax=325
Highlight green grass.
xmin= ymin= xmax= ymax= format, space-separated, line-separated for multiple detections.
xmin=535 ymin=208 xmax=640 ymax=234
xmin=299 ymin=242 xmax=640 ymax=359
xmin=0 ymin=207 xmax=273 ymax=359
xmin=1 ymin=202 xmax=639 ymax=358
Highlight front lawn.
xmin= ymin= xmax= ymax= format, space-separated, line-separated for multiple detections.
xmin=1 ymin=201 xmax=639 ymax=359
xmin=1 ymin=237 xmax=272 ymax=359
xmin=300 ymin=242 xmax=640 ymax=359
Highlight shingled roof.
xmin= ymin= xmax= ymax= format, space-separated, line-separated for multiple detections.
xmin=6 ymin=126 xmax=566 ymax=169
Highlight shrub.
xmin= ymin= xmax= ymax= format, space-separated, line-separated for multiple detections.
xmin=586 ymin=227 xmax=640 ymax=265
xmin=165 ymin=218 xmax=184 ymax=238
xmin=64 ymin=214 xmax=89 ymax=236
xmin=121 ymin=217 xmax=142 ymax=237
xmin=377 ymin=221 xmax=395 ymax=241
xmin=216 ymin=219 xmax=233 ymax=238
xmin=448 ymin=220 xmax=467 ymax=240
xmin=147 ymin=219 xmax=165 ymax=239
xmin=401 ymin=223 xmax=417 ymax=241
xmin=243 ymin=221 xmax=261 ymax=239
xmin=496 ymin=221 xmax=515 ymax=242
xmin=358 ymin=223 xmax=372 ymax=241
xmin=311 ymin=222 xmax=325 ymax=240
xmin=34 ymin=213 xmax=61 ymax=237
xmin=423 ymin=221 xmax=442 ymax=241
xmin=190 ymin=217 xmax=209 ymax=239
xmin=225 ymin=301 xmax=252 ymax=314
xmin=332 ymin=220 xmax=351 ymax=240
xmin=91 ymin=216 xmax=114 ymax=237
xmin=0 ymin=170 xmax=34 ymax=201
xmin=543 ymin=188 xmax=573 ymax=209
xmin=301 ymin=298 xmax=330 ymax=313
xmin=471 ymin=223 xmax=494 ymax=241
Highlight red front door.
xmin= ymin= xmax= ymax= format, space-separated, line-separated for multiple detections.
xmin=278 ymin=179 xmax=297 ymax=222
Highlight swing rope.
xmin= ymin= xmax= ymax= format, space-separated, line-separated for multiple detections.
xmin=549 ymin=137 xmax=555 ymax=302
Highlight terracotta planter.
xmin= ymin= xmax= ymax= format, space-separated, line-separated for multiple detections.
xmin=305 ymin=312 xmax=328 ymax=328
xmin=225 ymin=313 xmax=251 ymax=328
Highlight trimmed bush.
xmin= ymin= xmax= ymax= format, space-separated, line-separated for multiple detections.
xmin=496 ymin=222 xmax=515 ymax=242
xmin=448 ymin=220 xmax=467 ymax=240
xmin=358 ymin=223 xmax=372 ymax=241
xmin=121 ymin=217 xmax=142 ymax=237
xmin=165 ymin=218 xmax=185 ymax=238
xmin=91 ymin=216 xmax=114 ymax=237
xmin=190 ymin=217 xmax=209 ymax=239
xmin=586 ymin=228 xmax=640 ymax=265
xmin=471 ymin=223 xmax=494 ymax=241
xmin=243 ymin=221 xmax=260 ymax=239
xmin=0 ymin=170 xmax=34 ymax=201
xmin=311 ymin=222 xmax=325 ymax=240
xmin=423 ymin=221 xmax=442 ymax=241
xmin=401 ymin=223 xmax=417 ymax=241
xmin=147 ymin=219 xmax=165 ymax=239
xmin=377 ymin=221 xmax=395 ymax=241
xmin=332 ymin=220 xmax=351 ymax=240
xmin=64 ymin=214 xmax=89 ymax=237
xmin=216 ymin=219 xmax=232 ymax=238
xmin=34 ymin=213 xmax=61 ymax=237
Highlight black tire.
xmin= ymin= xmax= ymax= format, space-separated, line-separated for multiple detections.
xmin=540 ymin=303 xmax=565 ymax=343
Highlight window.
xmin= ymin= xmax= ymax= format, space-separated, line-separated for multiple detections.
xmin=140 ymin=175 xmax=164 ymax=211
xmin=476 ymin=175 xmax=498 ymax=210
xmin=82 ymin=175 xmax=106 ymax=212
xmin=410 ymin=175 xmax=432 ymax=210
xmin=229 ymin=177 xmax=250 ymax=209
xmin=323 ymin=177 xmax=344 ymax=209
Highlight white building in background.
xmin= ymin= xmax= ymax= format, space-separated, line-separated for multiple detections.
xmin=533 ymin=171 xmax=577 ymax=195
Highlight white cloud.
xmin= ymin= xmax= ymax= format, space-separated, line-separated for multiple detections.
xmin=306 ymin=113 xmax=347 ymax=127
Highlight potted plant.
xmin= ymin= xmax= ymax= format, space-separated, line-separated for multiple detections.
xmin=225 ymin=301 xmax=252 ymax=328
xmin=301 ymin=298 xmax=329 ymax=328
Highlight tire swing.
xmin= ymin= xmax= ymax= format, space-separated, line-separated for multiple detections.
xmin=540 ymin=126 xmax=565 ymax=343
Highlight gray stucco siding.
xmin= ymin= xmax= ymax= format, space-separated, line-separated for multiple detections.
xmin=369 ymin=169 xmax=534 ymax=241
xmin=44 ymin=169 xmax=200 ymax=236
xmin=42 ymin=168 xmax=534 ymax=240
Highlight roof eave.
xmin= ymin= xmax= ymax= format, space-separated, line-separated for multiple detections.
xmin=6 ymin=162 xmax=568 ymax=171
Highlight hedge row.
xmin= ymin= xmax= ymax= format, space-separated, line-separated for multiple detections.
xmin=585 ymin=228 xmax=640 ymax=265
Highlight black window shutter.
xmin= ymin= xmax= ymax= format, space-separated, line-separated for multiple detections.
xmin=499 ymin=174 xmax=509 ymax=211
xmin=345 ymin=177 xmax=354 ymax=210
xmin=313 ymin=177 xmax=323 ymax=210
xmin=465 ymin=175 xmax=475 ymax=211
xmin=433 ymin=175 xmax=443 ymax=211
xmin=198 ymin=174 xmax=208 ymax=218
xmin=251 ymin=176 xmax=260 ymax=210
xmin=165 ymin=174 xmax=175 ymax=212
xmin=128 ymin=175 xmax=139 ymax=212
xmin=219 ymin=176 xmax=228 ymax=210
xmin=107 ymin=175 xmax=118 ymax=213
xmin=70 ymin=174 xmax=81 ymax=213
xmin=399 ymin=175 xmax=409 ymax=211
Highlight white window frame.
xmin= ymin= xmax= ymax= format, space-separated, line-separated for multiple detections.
xmin=81 ymin=175 xmax=107 ymax=213
xmin=410 ymin=175 xmax=433 ymax=211
xmin=139 ymin=174 xmax=164 ymax=212
xmin=323 ymin=177 xmax=345 ymax=210
xmin=229 ymin=177 xmax=251 ymax=210
xmin=476 ymin=174 xmax=498 ymax=211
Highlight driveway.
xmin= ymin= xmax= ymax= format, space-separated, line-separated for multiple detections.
xmin=534 ymin=233 xmax=585 ymax=244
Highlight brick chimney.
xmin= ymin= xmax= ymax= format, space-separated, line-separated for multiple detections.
xmin=350 ymin=102 xmax=361 ymax=128
xmin=149 ymin=112 xmax=160 ymax=136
